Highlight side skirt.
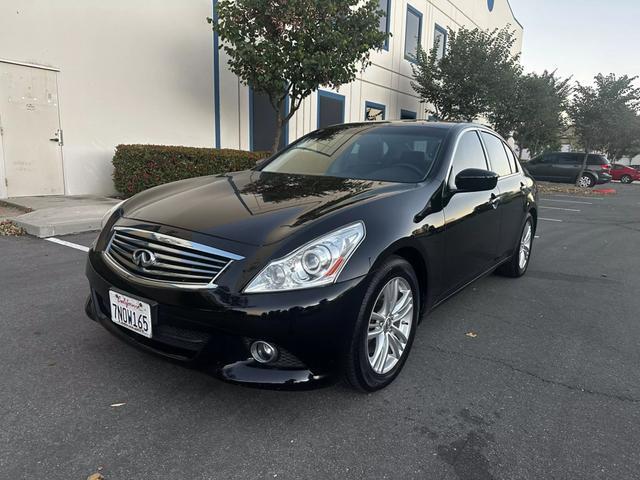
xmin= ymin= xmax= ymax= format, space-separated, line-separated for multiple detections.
xmin=427 ymin=257 xmax=511 ymax=313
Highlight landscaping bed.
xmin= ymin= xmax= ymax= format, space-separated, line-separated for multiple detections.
xmin=536 ymin=181 xmax=616 ymax=196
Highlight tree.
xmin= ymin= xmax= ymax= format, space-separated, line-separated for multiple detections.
xmin=492 ymin=71 xmax=571 ymax=159
xmin=606 ymin=109 xmax=640 ymax=161
xmin=569 ymin=74 xmax=640 ymax=183
xmin=411 ymin=26 xmax=521 ymax=122
xmin=213 ymin=0 xmax=388 ymax=154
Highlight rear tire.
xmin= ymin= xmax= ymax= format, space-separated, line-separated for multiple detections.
xmin=577 ymin=174 xmax=596 ymax=188
xmin=496 ymin=214 xmax=534 ymax=278
xmin=345 ymin=256 xmax=419 ymax=392
xmin=621 ymin=175 xmax=633 ymax=184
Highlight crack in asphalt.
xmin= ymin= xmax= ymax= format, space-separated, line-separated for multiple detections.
xmin=427 ymin=345 xmax=640 ymax=404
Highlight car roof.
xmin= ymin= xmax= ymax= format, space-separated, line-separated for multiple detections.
xmin=328 ymin=120 xmax=495 ymax=135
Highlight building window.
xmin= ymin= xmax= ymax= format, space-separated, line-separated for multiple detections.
xmin=378 ymin=0 xmax=391 ymax=50
xmin=400 ymin=109 xmax=417 ymax=120
xmin=365 ymin=101 xmax=386 ymax=121
xmin=317 ymin=90 xmax=345 ymax=129
xmin=434 ymin=24 xmax=447 ymax=60
xmin=404 ymin=5 xmax=422 ymax=62
xmin=250 ymin=89 xmax=288 ymax=152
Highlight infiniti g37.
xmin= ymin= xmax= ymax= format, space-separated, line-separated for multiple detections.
xmin=85 ymin=122 xmax=537 ymax=391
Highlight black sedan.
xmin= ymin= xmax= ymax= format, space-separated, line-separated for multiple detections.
xmin=85 ymin=121 xmax=537 ymax=391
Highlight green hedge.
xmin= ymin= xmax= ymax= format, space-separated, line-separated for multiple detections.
xmin=113 ymin=144 xmax=270 ymax=197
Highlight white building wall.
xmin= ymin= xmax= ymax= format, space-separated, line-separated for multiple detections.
xmin=0 ymin=0 xmax=216 ymax=196
xmin=0 ymin=0 xmax=521 ymax=197
xmin=218 ymin=0 xmax=523 ymax=151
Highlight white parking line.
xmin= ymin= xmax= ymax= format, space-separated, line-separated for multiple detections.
xmin=540 ymin=206 xmax=581 ymax=212
xmin=545 ymin=194 xmax=604 ymax=201
xmin=539 ymin=217 xmax=563 ymax=222
xmin=45 ymin=237 xmax=90 ymax=252
xmin=541 ymin=199 xmax=593 ymax=205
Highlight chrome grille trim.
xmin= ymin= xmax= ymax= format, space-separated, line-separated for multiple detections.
xmin=102 ymin=227 xmax=244 ymax=289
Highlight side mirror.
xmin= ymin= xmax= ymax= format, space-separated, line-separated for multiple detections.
xmin=455 ymin=168 xmax=498 ymax=192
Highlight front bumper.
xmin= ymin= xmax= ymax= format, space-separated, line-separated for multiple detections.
xmin=85 ymin=249 xmax=368 ymax=389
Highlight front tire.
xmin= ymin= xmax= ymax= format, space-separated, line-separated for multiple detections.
xmin=345 ymin=256 xmax=419 ymax=392
xmin=621 ymin=174 xmax=633 ymax=184
xmin=496 ymin=214 xmax=534 ymax=278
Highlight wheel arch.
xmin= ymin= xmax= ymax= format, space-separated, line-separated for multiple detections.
xmin=380 ymin=245 xmax=430 ymax=316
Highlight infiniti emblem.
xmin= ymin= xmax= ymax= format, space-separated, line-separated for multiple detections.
xmin=132 ymin=249 xmax=156 ymax=268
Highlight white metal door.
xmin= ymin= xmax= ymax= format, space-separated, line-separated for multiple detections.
xmin=0 ymin=62 xmax=64 ymax=197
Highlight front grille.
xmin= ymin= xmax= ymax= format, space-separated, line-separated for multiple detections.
xmin=104 ymin=227 xmax=243 ymax=288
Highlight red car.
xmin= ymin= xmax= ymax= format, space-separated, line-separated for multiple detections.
xmin=611 ymin=164 xmax=640 ymax=183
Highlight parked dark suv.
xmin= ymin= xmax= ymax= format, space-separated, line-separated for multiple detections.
xmin=524 ymin=152 xmax=612 ymax=188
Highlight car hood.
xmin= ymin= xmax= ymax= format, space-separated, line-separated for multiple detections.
xmin=124 ymin=170 xmax=415 ymax=246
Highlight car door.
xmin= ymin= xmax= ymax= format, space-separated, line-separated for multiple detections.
xmin=479 ymin=132 xmax=527 ymax=260
xmin=555 ymin=153 xmax=581 ymax=182
xmin=526 ymin=154 xmax=553 ymax=180
xmin=442 ymin=130 xmax=501 ymax=292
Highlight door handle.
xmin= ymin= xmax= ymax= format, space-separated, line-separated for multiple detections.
xmin=49 ymin=129 xmax=63 ymax=145
xmin=489 ymin=193 xmax=499 ymax=209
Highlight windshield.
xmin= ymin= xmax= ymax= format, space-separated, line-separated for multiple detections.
xmin=261 ymin=124 xmax=447 ymax=183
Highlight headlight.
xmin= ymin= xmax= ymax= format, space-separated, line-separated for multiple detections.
xmin=244 ymin=221 xmax=366 ymax=293
xmin=101 ymin=200 xmax=126 ymax=228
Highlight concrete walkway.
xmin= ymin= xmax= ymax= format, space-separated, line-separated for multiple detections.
xmin=3 ymin=195 xmax=120 ymax=237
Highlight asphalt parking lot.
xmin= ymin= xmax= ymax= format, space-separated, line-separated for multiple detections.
xmin=1 ymin=183 xmax=639 ymax=480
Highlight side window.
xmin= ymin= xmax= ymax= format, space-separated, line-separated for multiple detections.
xmin=502 ymin=142 xmax=518 ymax=173
xmin=558 ymin=154 xmax=577 ymax=164
xmin=480 ymin=132 xmax=512 ymax=176
xmin=251 ymin=90 xmax=287 ymax=152
xmin=318 ymin=91 xmax=345 ymax=129
xmin=404 ymin=6 xmax=422 ymax=62
xmin=378 ymin=0 xmax=391 ymax=50
xmin=433 ymin=25 xmax=447 ymax=61
xmin=450 ymin=131 xmax=488 ymax=187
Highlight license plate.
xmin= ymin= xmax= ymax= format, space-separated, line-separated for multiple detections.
xmin=109 ymin=290 xmax=153 ymax=338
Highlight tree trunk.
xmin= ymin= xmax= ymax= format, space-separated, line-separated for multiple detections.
xmin=270 ymin=101 xmax=284 ymax=155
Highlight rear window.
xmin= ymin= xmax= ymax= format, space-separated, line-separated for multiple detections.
xmin=587 ymin=154 xmax=609 ymax=165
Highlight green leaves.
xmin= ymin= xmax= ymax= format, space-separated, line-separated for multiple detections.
xmin=569 ymin=74 xmax=640 ymax=160
xmin=112 ymin=145 xmax=269 ymax=197
xmin=213 ymin=0 xmax=388 ymax=153
xmin=506 ymin=71 xmax=571 ymax=158
xmin=411 ymin=26 xmax=521 ymax=123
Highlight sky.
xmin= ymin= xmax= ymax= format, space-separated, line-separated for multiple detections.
xmin=508 ymin=0 xmax=640 ymax=86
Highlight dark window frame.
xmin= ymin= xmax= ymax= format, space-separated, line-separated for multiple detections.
xmin=317 ymin=90 xmax=346 ymax=129
xmin=433 ymin=24 xmax=447 ymax=60
xmin=404 ymin=5 xmax=423 ymax=63
xmin=249 ymin=88 xmax=289 ymax=152
xmin=378 ymin=0 xmax=392 ymax=51
xmin=400 ymin=109 xmax=417 ymax=120
xmin=365 ymin=101 xmax=386 ymax=121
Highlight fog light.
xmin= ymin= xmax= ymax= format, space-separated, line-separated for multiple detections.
xmin=250 ymin=341 xmax=279 ymax=364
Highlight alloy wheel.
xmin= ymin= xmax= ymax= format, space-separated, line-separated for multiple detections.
xmin=519 ymin=221 xmax=533 ymax=270
xmin=621 ymin=175 xmax=632 ymax=184
xmin=577 ymin=175 xmax=593 ymax=188
xmin=367 ymin=277 xmax=414 ymax=375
